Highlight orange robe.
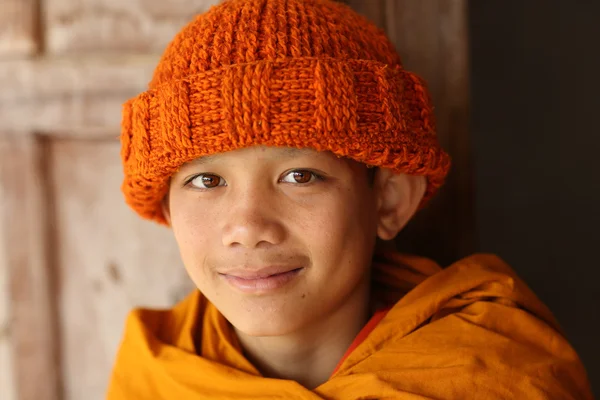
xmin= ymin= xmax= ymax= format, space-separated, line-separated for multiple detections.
xmin=107 ymin=253 xmax=593 ymax=399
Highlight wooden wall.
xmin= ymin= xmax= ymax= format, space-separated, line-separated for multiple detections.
xmin=0 ymin=1 xmax=470 ymax=399
xmin=343 ymin=0 xmax=473 ymax=266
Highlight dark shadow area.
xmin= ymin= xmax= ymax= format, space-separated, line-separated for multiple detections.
xmin=470 ymin=0 xmax=600 ymax=394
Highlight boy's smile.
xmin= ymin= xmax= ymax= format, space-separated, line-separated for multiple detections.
xmin=217 ymin=265 xmax=305 ymax=294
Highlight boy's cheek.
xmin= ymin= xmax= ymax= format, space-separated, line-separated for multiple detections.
xmin=170 ymin=214 xmax=216 ymax=275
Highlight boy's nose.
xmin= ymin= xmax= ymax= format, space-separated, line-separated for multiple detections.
xmin=221 ymin=191 xmax=285 ymax=249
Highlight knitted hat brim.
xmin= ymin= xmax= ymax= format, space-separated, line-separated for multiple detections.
xmin=121 ymin=57 xmax=451 ymax=225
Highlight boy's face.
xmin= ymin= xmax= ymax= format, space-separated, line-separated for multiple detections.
xmin=166 ymin=146 xmax=379 ymax=336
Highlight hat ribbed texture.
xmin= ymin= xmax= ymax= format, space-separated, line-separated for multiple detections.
xmin=121 ymin=0 xmax=451 ymax=225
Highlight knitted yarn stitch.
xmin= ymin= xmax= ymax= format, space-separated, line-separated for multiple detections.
xmin=121 ymin=0 xmax=451 ymax=225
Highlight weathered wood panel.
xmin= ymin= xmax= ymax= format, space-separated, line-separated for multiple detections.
xmin=0 ymin=55 xmax=157 ymax=135
xmin=45 ymin=0 xmax=217 ymax=54
xmin=0 ymin=134 xmax=59 ymax=400
xmin=351 ymin=0 xmax=473 ymax=265
xmin=49 ymin=139 xmax=192 ymax=400
xmin=342 ymin=0 xmax=387 ymax=30
xmin=433 ymin=0 xmax=473 ymax=262
xmin=341 ymin=0 xmax=473 ymax=265
xmin=0 ymin=0 xmax=37 ymax=57
xmin=0 ymin=188 xmax=17 ymax=400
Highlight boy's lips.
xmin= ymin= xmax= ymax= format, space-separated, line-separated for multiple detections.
xmin=218 ymin=265 xmax=303 ymax=279
xmin=218 ymin=266 xmax=304 ymax=293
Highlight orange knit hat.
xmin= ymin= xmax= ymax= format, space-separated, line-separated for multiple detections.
xmin=121 ymin=0 xmax=451 ymax=225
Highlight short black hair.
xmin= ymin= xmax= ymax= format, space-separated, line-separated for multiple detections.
xmin=366 ymin=166 xmax=377 ymax=186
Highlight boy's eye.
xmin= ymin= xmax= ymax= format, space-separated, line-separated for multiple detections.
xmin=280 ymin=170 xmax=319 ymax=184
xmin=188 ymin=173 xmax=226 ymax=189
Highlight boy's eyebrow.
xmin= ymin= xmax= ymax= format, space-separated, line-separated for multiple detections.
xmin=186 ymin=147 xmax=315 ymax=166
xmin=186 ymin=153 xmax=218 ymax=166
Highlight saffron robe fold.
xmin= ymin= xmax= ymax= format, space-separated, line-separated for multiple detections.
xmin=107 ymin=253 xmax=593 ymax=399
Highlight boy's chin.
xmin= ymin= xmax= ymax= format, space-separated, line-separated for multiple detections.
xmin=229 ymin=315 xmax=305 ymax=338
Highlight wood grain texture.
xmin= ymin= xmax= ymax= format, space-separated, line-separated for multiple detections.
xmin=435 ymin=0 xmax=474 ymax=262
xmin=45 ymin=0 xmax=217 ymax=54
xmin=0 ymin=134 xmax=59 ymax=400
xmin=0 ymin=55 xmax=157 ymax=136
xmin=0 ymin=187 xmax=17 ymax=400
xmin=342 ymin=0 xmax=387 ymax=29
xmin=340 ymin=0 xmax=474 ymax=265
xmin=384 ymin=0 xmax=474 ymax=265
xmin=0 ymin=0 xmax=38 ymax=57
xmin=49 ymin=140 xmax=193 ymax=400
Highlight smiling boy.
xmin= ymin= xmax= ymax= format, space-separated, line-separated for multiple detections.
xmin=107 ymin=0 xmax=593 ymax=398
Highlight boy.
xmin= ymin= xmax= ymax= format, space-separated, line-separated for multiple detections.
xmin=108 ymin=0 xmax=593 ymax=398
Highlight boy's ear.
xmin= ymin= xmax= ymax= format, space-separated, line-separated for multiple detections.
xmin=374 ymin=170 xmax=427 ymax=240
xmin=161 ymin=192 xmax=172 ymax=226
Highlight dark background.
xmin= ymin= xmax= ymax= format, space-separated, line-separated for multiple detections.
xmin=470 ymin=0 xmax=599 ymax=395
